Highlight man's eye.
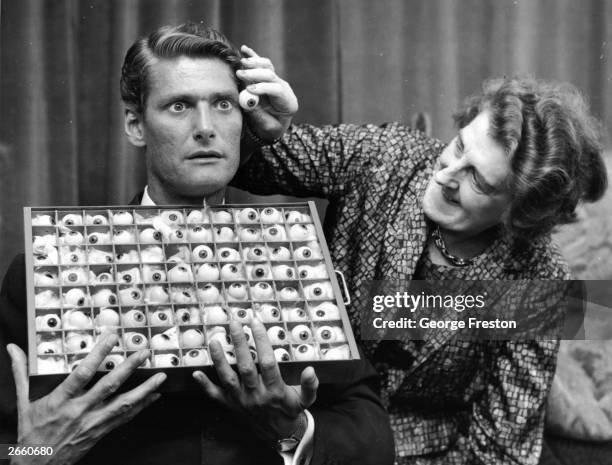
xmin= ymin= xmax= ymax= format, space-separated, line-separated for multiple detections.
xmin=217 ymin=100 xmax=234 ymax=111
xmin=170 ymin=102 xmax=186 ymax=112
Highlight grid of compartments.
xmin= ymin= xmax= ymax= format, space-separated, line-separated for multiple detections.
xmin=29 ymin=206 xmax=353 ymax=374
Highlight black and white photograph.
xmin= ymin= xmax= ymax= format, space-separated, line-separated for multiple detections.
xmin=0 ymin=1 xmax=611 ymax=464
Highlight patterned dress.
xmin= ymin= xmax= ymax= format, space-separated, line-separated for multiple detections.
xmin=233 ymin=123 xmax=570 ymax=464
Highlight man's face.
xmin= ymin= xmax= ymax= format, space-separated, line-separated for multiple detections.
xmin=129 ymin=56 xmax=242 ymax=204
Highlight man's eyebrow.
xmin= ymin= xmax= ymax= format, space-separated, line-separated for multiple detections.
xmin=158 ymin=90 xmax=239 ymax=105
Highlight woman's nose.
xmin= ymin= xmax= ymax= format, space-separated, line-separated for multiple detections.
xmin=434 ymin=164 xmax=460 ymax=190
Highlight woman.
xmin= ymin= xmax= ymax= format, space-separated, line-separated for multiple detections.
xmin=235 ymin=74 xmax=608 ymax=464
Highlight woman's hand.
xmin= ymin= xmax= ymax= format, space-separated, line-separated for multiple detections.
xmin=7 ymin=333 xmax=166 ymax=465
xmin=237 ymin=45 xmax=299 ymax=144
xmin=193 ymin=318 xmax=318 ymax=444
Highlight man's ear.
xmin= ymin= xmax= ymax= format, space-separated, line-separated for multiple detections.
xmin=124 ymin=107 xmax=146 ymax=147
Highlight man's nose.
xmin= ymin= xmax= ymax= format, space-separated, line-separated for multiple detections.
xmin=192 ymin=106 xmax=215 ymax=142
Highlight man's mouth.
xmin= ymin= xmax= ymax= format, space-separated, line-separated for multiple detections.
xmin=186 ymin=150 xmax=222 ymax=160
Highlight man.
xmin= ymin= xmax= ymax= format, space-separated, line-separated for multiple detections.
xmin=0 ymin=23 xmax=394 ymax=465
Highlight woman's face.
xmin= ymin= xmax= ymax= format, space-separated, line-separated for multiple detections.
xmin=422 ymin=111 xmax=511 ymax=237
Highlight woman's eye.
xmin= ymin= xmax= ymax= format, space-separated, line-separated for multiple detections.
xmin=171 ymin=102 xmax=186 ymax=112
xmin=470 ymin=169 xmax=492 ymax=195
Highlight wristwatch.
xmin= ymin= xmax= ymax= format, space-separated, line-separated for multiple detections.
xmin=276 ymin=412 xmax=308 ymax=453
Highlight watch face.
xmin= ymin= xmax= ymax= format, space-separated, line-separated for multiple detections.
xmin=276 ymin=438 xmax=300 ymax=453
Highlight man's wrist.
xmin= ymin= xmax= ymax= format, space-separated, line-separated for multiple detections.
xmin=275 ymin=411 xmax=308 ymax=453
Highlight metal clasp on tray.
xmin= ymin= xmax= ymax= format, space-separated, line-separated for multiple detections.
xmin=334 ymin=270 xmax=351 ymax=306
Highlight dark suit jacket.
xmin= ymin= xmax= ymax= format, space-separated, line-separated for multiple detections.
xmin=0 ymin=195 xmax=394 ymax=465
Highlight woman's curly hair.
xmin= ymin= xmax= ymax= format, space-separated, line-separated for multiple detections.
xmin=454 ymin=76 xmax=608 ymax=239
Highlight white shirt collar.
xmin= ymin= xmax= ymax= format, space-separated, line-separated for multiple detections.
xmin=141 ymin=185 xmax=225 ymax=206
xmin=141 ymin=185 xmax=156 ymax=206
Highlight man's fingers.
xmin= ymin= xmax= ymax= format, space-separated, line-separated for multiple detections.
xmin=229 ymin=321 xmax=259 ymax=390
xmin=208 ymin=340 xmax=242 ymax=397
xmin=82 ymin=349 xmax=152 ymax=404
xmin=100 ymin=371 xmax=166 ymax=421
xmin=299 ymin=366 xmax=319 ymax=408
xmin=193 ymin=370 xmax=227 ymax=405
xmin=56 ymin=333 xmax=118 ymax=401
xmin=101 ymin=392 xmax=161 ymax=432
xmin=250 ymin=319 xmax=282 ymax=388
xmin=7 ymin=344 xmax=30 ymax=414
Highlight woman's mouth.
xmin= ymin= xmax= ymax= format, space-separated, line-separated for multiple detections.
xmin=441 ymin=187 xmax=459 ymax=205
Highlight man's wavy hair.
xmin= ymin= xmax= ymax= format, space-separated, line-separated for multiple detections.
xmin=454 ymin=76 xmax=608 ymax=239
xmin=120 ymin=23 xmax=242 ymax=113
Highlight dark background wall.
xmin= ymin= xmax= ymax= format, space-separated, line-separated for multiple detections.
xmin=1 ymin=0 xmax=611 ymax=279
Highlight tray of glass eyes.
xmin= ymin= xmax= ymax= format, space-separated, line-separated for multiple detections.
xmin=24 ymin=203 xmax=359 ymax=394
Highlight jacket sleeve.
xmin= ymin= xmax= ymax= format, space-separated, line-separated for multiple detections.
xmin=310 ymin=352 xmax=395 ymax=465
xmin=232 ymin=122 xmax=437 ymax=200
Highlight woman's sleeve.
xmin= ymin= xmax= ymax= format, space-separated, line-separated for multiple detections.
xmin=233 ymin=122 xmax=425 ymax=199
xmin=455 ymin=339 xmax=559 ymax=464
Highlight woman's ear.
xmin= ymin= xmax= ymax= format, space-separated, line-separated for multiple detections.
xmin=124 ymin=107 xmax=146 ymax=147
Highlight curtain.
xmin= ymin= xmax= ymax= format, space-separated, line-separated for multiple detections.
xmin=1 ymin=0 xmax=611 ymax=276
